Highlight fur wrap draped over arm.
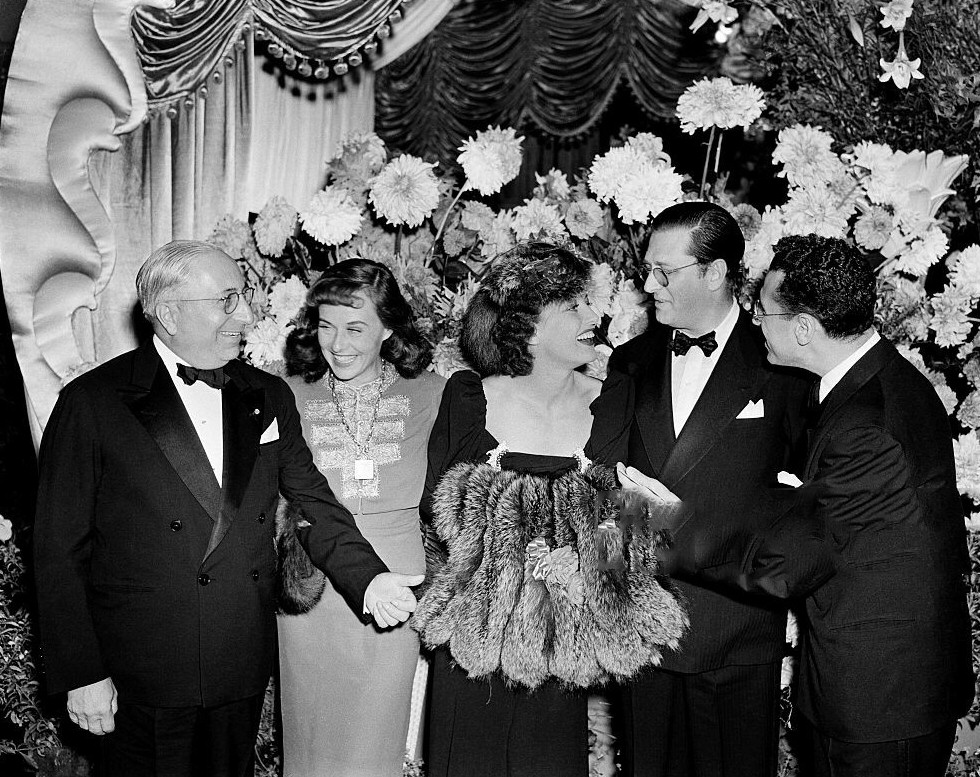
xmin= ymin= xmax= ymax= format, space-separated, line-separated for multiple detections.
xmin=412 ymin=463 xmax=688 ymax=690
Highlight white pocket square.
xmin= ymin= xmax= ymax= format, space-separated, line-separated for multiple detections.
xmin=736 ymin=399 xmax=765 ymax=419
xmin=259 ymin=417 xmax=279 ymax=444
xmin=777 ymin=470 xmax=804 ymax=488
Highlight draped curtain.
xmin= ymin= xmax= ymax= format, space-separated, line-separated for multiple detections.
xmin=375 ymin=0 xmax=722 ymax=166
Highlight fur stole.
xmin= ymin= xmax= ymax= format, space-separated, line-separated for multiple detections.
xmin=412 ymin=463 xmax=688 ymax=690
xmin=275 ymin=499 xmax=326 ymax=615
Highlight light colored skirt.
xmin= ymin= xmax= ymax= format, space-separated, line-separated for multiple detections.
xmin=278 ymin=508 xmax=424 ymax=777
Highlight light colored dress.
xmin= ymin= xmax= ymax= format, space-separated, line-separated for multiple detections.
xmin=278 ymin=365 xmax=446 ymax=777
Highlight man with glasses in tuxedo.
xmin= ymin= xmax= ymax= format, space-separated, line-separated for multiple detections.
xmin=34 ymin=240 xmax=423 ymax=776
xmin=598 ymin=202 xmax=809 ymax=777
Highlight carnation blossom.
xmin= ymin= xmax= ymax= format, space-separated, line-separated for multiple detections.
xmin=511 ymin=199 xmax=566 ymax=241
xmin=564 ymin=199 xmax=605 ymax=240
xmin=253 ymin=196 xmax=297 ymax=257
xmin=771 ymin=125 xmax=841 ymax=188
xmin=267 ymin=275 xmax=308 ymax=327
xmin=243 ymin=317 xmax=291 ymax=367
xmin=952 ymin=432 xmax=980 ymax=501
xmin=299 ymin=186 xmax=364 ymax=246
xmin=457 ymin=126 xmax=524 ymax=196
xmin=947 ymin=245 xmax=980 ymax=297
xmin=676 ymin=77 xmax=765 ymax=134
xmin=368 ymin=155 xmax=440 ymax=228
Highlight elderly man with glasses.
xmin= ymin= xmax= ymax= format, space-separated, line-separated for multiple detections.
xmin=594 ymin=201 xmax=810 ymax=777
xmin=33 ymin=240 xmax=423 ymax=777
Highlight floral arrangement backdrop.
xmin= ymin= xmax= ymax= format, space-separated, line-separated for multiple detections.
xmin=3 ymin=1 xmax=980 ymax=775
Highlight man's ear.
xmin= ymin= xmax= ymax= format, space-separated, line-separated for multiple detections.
xmin=155 ymin=302 xmax=179 ymax=337
xmin=795 ymin=313 xmax=817 ymax=346
xmin=707 ymin=258 xmax=728 ymax=291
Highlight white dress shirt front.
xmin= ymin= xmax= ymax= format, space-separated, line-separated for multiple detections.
xmin=153 ymin=335 xmax=224 ymax=486
xmin=671 ymin=300 xmax=741 ymax=436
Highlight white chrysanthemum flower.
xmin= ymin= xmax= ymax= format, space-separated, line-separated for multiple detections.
xmin=676 ymin=77 xmax=765 ymax=134
xmin=782 ymin=186 xmax=849 ymax=238
xmin=457 ymin=126 xmax=524 ymax=196
xmin=742 ymin=206 xmax=786 ymax=278
xmin=564 ymin=199 xmax=605 ymax=240
xmin=460 ymin=201 xmax=496 ymax=234
xmin=880 ymin=0 xmax=914 ymax=30
xmin=267 ymin=275 xmax=308 ymax=327
xmin=332 ymin=131 xmax=387 ymax=173
xmin=299 ymin=186 xmax=364 ymax=246
xmin=253 ymin=196 xmax=297 ymax=257
xmin=368 ymin=155 xmax=440 ymax=228
xmin=207 ymin=215 xmax=253 ymax=260
xmin=533 ymin=168 xmax=571 ymax=201
xmin=511 ymin=199 xmax=566 ymax=241
xmin=853 ymin=207 xmax=894 ymax=251
xmin=243 ymin=318 xmax=291 ymax=367
xmin=588 ymin=146 xmax=646 ymax=203
xmin=727 ymin=203 xmax=762 ymax=241
xmin=772 ymin=125 xmax=841 ymax=188
xmin=957 ymin=390 xmax=980 ymax=430
xmin=430 ymin=337 xmax=472 ymax=378
xmin=952 ymin=432 xmax=980 ymax=501
xmin=851 ymin=141 xmax=896 ymax=172
xmin=626 ymin=133 xmax=672 ymax=167
xmin=616 ymin=167 xmax=685 ymax=225
xmin=587 ymin=262 xmax=618 ymax=318
xmin=934 ymin=382 xmax=959 ymax=415
xmin=481 ymin=210 xmax=517 ymax=259
xmin=948 ymin=245 xmax=980 ymax=297
xmin=607 ymin=278 xmax=649 ymax=346
xmin=894 ymin=227 xmax=948 ymax=276
xmin=929 ymin=287 xmax=975 ymax=347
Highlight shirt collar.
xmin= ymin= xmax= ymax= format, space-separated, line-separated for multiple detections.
xmin=672 ymin=299 xmax=740 ymax=359
xmin=819 ymin=330 xmax=881 ymax=402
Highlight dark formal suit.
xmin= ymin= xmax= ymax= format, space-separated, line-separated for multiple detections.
xmin=686 ymin=336 xmax=974 ymax=776
xmin=603 ymin=309 xmax=809 ymax=777
xmin=33 ymin=341 xmax=387 ymax=763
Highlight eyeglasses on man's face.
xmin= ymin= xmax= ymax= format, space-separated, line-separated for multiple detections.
xmin=169 ymin=286 xmax=256 ymax=315
xmin=751 ymin=300 xmax=796 ymax=324
xmin=648 ymin=261 xmax=701 ymax=288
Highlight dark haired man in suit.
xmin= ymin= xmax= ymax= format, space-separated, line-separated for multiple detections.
xmin=34 ymin=240 xmax=423 ymax=776
xmin=744 ymin=234 xmax=972 ymax=776
xmin=602 ymin=201 xmax=809 ymax=777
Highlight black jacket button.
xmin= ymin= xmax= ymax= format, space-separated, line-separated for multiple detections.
xmin=198 ymin=573 xmax=210 ymax=586
xmin=251 ymin=570 xmax=260 ymax=581
xmin=170 ymin=520 xmax=182 ymax=532
xmin=258 ymin=513 xmax=266 ymax=524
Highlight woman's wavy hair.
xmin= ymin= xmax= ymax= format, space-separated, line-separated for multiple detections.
xmin=461 ymin=242 xmax=592 ymax=377
xmin=284 ymin=258 xmax=432 ymax=382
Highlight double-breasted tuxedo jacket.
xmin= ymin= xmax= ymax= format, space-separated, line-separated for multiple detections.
xmin=34 ymin=341 xmax=387 ymax=708
xmin=604 ymin=310 xmax=809 ymax=672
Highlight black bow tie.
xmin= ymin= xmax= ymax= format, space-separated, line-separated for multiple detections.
xmin=669 ymin=331 xmax=718 ymax=357
xmin=176 ymin=363 xmax=229 ymax=390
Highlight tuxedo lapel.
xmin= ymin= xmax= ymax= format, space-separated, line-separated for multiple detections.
xmin=805 ymin=338 xmax=892 ymax=479
xmin=661 ymin=316 xmax=767 ymax=487
xmin=122 ymin=343 xmax=221 ymax=522
xmin=632 ymin=328 xmax=676 ymax=475
xmin=204 ymin=366 xmax=265 ymax=560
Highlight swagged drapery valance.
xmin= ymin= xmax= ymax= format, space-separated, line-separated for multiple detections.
xmin=132 ymin=0 xmax=415 ymax=109
xmin=374 ymin=0 xmax=721 ymax=164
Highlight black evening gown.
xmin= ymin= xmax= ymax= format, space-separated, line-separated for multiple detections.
xmin=421 ymin=369 xmax=632 ymax=777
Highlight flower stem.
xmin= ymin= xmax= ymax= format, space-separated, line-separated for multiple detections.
xmin=394 ymin=225 xmax=403 ymax=258
xmin=432 ymin=182 xmax=469 ymax=287
xmin=699 ymin=126 xmax=718 ymax=200
xmin=713 ymin=131 xmax=725 ymax=183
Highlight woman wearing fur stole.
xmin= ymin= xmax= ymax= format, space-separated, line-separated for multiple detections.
xmin=277 ymin=259 xmax=445 ymax=777
xmin=414 ymin=243 xmax=688 ymax=777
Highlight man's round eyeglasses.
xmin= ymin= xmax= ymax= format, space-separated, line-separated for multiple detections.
xmin=169 ymin=286 xmax=255 ymax=314
xmin=751 ymin=301 xmax=796 ymax=323
xmin=649 ymin=261 xmax=701 ymax=288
